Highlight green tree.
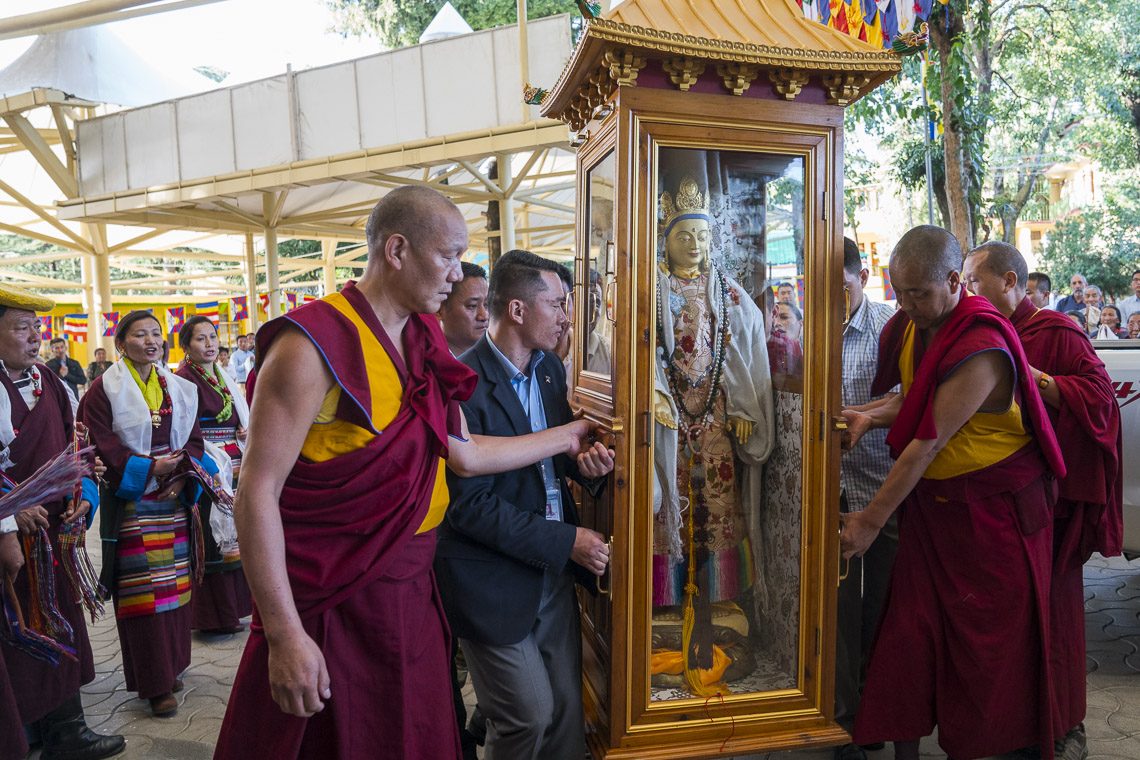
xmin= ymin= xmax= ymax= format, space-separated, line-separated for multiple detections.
xmin=327 ymin=0 xmax=578 ymax=48
xmin=1039 ymin=172 xmax=1140 ymax=299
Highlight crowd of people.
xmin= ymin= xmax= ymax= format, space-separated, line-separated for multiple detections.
xmin=0 ymin=183 xmax=1127 ymax=760
xmin=1041 ymin=270 xmax=1140 ymax=339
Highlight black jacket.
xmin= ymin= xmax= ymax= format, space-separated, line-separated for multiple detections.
xmin=45 ymin=356 xmax=85 ymax=398
xmin=435 ymin=336 xmax=601 ymax=646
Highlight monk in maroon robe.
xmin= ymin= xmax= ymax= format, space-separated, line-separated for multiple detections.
xmin=841 ymin=226 xmax=1065 ymax=760
xmin=214 ymin=187 xmax=602 ymax=759
xmin=963 ymin=242 xmax=1122 ymax=757
xmin=0 ymin=285 xmax=124 ymax=759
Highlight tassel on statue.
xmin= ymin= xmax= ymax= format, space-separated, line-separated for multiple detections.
xmin=680 ymin=444 xmax=729 ymax=697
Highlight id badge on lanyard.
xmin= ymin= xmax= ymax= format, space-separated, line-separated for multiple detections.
xmin=545 ymin=484 xmax=561 ymax=520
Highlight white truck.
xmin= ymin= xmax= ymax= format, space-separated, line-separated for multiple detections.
xmin=1094 ymin=339 xmax=1140 ymax=557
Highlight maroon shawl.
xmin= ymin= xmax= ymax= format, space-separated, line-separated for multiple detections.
xmin=249 ymin=281 xmax=476 ymax=620
xmin=882 ymin=294 xmax=1065 ymax=480
xmin=1011 ymin=297 xmax=1122 ymax=556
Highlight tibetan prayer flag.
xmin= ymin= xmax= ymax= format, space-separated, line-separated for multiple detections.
xmin=285 ymin=292 xmax=298 ymax=311
xmin=881 ymin=266 xmax=896 ymax=300
xmin=63 ymin=314 xmax=87 ymax=342
xmin=258 ymin=293 xmax=270 ymax=314
xmin=40 ymin=316 xmax=53 ymax=341
xmin=196 ymin=301 xmax=220 ymax=325
xmin=102 ymin=311 xmax=119 ymax=338
xmin=166 ymin=306 xmax=185 ymax=335
xmin=796 ymin=276 xmax=806 ymax=307
xmin=302 ymin=294 xmax=317 ymax=303
xmin=230 ymin=296 xmax=248 ymax=321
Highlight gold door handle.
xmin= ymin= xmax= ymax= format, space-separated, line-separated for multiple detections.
xmin=597 ymin=536 xmax=614 ymax=596
xmin=831 ymin=416 xmax=849 ymax=432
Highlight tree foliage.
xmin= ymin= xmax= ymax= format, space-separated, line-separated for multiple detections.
xmin=327 ymin=0 xmax=579 ymax=48
xmin=851 ymin=0 xmax=1140 ymax=251
xmin=1039 ymin=172 xmax=1140 ymax=299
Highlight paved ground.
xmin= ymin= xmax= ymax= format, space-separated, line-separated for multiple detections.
xmin=31 ymin=540 xmax=1140 ymax=759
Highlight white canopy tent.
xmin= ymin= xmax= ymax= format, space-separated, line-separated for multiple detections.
xmin=0 ymin=6 xmax=578 ymax=346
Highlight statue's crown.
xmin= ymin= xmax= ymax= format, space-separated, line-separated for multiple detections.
xmin=659 ymin=177 xmax=709 ymax=229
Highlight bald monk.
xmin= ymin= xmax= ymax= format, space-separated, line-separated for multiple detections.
xmin=841 ymin=226 xmax=1065 ymax=760
xmin=213 ymin=186 xmax=608 ymax=760
xmin=963 ymin=241 xmax=1122 ymax=759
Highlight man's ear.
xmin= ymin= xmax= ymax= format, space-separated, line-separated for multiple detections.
xmin=508 ymin=298 xmax=526 ymax=325
xmin=383 ymin=233 xmax=410 ymax=270
xmin=859 ymin=268 xmax=869 ymax=288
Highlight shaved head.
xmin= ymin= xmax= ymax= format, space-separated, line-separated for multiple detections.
xmin=365 ymin=185 xmax=463 ymax=260
xmin=889 ymin=225 xmax=962 ymax=284
xmin=967 ymin=241 xmax=1028 ymax=289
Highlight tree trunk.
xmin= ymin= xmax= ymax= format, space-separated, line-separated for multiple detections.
xmin=932 ymin=17 xmax=974 ymax=250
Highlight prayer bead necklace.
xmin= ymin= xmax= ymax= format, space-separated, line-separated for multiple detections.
xmin=656 ymin=267 xmax=731 ymax=435
xmin=188 ymin=361 xmax=234 ymax=423
xmin=148 ymin=371 xmax=173 ymax=428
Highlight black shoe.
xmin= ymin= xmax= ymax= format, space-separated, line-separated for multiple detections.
xmin=834 ymin=743 xmax=867 ymax=760
xmin=37 ymin=693 xmax=126 ymax=760
xmin=860 ymin=743 xmax=886 ymax=751
xmin=1055 ymin=724 xmax=1088 ymax=760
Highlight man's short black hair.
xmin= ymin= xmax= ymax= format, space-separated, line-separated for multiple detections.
xmin=460 ymin=262 xmax=486 ymax=281
xmin=1133 ymin=269 xmax=1140 ymax=278
xmin=488 ymin=249 xmax=565 ymax=319
xmin=556 ymin=264 xmax=573 ymax=293
xmin=49 ymin=337 xmax=65 ymax=347
xmin=968 ymin=241 xmax=1028 ymax=289
xmin=1028 ymin=271 xmax=1051 ymax=292
xmin=843 ymin=237 xmax=863 ymax=276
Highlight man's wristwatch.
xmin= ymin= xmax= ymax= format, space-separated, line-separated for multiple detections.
xmin=1037 ymin=373 xmax=1052 ymax=390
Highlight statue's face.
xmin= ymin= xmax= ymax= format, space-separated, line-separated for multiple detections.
xmin=665 ymin=218 xmax=710 ymax=272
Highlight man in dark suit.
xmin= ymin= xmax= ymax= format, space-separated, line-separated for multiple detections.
xmin=436 ymin=250 xmax=614 ymax=760
xmin=46 ymin=337 xmax=86 ymax=399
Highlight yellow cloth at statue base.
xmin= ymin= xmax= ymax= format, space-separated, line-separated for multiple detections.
xmin=651 ymin=644 xmax=732 ymax=688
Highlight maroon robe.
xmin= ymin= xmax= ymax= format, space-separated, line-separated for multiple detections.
xmin=854 ymin=295 xmax=1064 ymax=760
xmin=214 ymin=282 xmax=476 ymax=760
xmin=1011 ymin=296 xmax=1123 ymax=735
xmin=0 ymin=365 xmax=95 ymax=724
xmin=0 ymin=652 xmax=26 ymax=760
xmin=175 ymin=362 xmax=252 ymax=631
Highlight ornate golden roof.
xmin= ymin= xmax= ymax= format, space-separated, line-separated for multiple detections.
xmin=541 ymin=0 xmax=900 ymax=130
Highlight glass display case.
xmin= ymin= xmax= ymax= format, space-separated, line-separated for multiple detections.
xmin=542 ymin=2 xmax=899 ymax=757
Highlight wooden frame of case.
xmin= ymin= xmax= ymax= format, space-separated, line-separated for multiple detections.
xmin=570 ymin=84 xmax=849 ymax=759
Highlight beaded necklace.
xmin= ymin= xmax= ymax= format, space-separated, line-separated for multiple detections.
xmin=27 ymin=366 xmax=42 ymax=399
xmin=10 ymin=367 xmax=43 ymax=436
xmin=188 ymin=361 xmax=234 ymax=423
xmin=656 ymin=267 xmax=731 ymax=434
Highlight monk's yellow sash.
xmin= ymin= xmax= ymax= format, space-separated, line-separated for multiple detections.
xmin=299 ymin=292 xmax=450 ymax=533
xmin=899 ymin=322 xmax=1031 ymax=480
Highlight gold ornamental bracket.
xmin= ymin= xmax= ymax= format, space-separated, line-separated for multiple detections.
xmin=541 ymin=0 xmax=900 ymax=129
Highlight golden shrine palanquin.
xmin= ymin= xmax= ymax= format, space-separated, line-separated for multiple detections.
xmin=539 ymin=1 xmax=900 ymax=757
